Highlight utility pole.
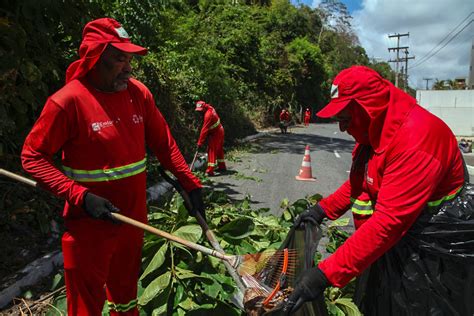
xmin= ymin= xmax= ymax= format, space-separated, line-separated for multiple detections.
xmin=388 ymin=32 xmax=410 ymax=87
xmin=401 ymin=49 xmax=415 ymax=91
xmin=423 ymin=78 xmax=434 ymax=90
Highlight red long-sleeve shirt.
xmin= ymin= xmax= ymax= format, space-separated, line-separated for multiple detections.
xmin=197 ymin=104 xmax=222 ymax=146
xmin=318 ymin=90 xmax=464 ymax=288
xmin=22 ymin=78 xmax=201 ymax=223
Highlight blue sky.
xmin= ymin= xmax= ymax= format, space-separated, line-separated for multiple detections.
xmin=290 ymin=0 xmax=474 ymax=89
xmin=292 ymin=0 xmax=362 ymax=13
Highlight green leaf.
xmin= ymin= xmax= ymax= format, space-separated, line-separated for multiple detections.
xmin=173 ymin=224 xmax=202 ymax=243
xmin=327 ymin=302 xmax=346 ymax=316
xmin=335 ymin=298 xmax=362 ymax=316
xmin=329 ymin=218 xmax=350 ymax=227
xmin=139 ymin=271 xmax=172 ymax=306
xmin=140 ymin=243 xmax=169 ymax=280
xmin=50 ymin=273 xmax=64 ymax=291
xmin=219 ymin=218 xmax=255 ymax=239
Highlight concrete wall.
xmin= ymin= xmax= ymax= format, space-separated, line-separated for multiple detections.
xmin=416 ymin=90 xmax=474 ymax=136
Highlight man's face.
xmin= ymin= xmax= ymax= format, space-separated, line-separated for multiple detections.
xmin=95 ymin=45 xmax=133 ymax=92
xmin=332 ymin=107 xmax=351 ymax=132
xmin=333 ymin=101 xmax=371 ymax=144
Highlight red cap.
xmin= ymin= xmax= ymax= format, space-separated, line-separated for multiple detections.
xmin=195 ymin=100 xmax=206 ymax=111
xmin=81 ymin=18 xmax=147 ymax=55
xmin=66 ymin=18 xmax=147 ymax=83
xmin=317 ymin=66 xmax=384 ymax=118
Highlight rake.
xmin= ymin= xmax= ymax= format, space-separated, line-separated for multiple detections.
xmin=0 ymin=168 xmax=296 ymax=303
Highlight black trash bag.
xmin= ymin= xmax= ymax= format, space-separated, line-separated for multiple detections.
xmin=261 ymin=222 xmax=328 ymax=316
xmin=354 ymin=180 xmax=474 ymax=316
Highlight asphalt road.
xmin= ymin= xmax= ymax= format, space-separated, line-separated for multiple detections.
xmin=211 ymin=123 xmax=354 ymax=216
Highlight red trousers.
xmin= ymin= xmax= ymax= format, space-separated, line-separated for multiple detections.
xmin=206 ymin=125 xmax=226 ymax=174
xmin=62 ymin=219 xmax=143 ymax=315
xmin=304 ymin=116 xmax=310 ymax=126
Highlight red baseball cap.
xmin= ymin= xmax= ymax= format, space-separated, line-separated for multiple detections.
xmin=317 ymin=66 xmax=385 ymax=118
xmin=195 ymin=100 xmax=206 ymax=111
xmin=81 ymin=18 xmax=147 ymax=55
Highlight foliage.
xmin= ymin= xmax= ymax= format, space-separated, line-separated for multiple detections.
xmin=0 ymin=0 xmax=370 ymax=156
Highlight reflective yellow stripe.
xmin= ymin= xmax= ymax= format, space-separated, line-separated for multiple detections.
xmin=210 ymin=119 xmax=220 ymax=130
xmin=63 ymin=158 xmax=146 ymax=182
xmin=208 ymin=162 xmax=217 ymax=167
xmin=427 ymin=185 xmax=463 ymax=208
xmin=107 ymin=299 xmax=137 ymax=312
xmin=350 ymin=198 xmax=374 ymax=215
xmin=217 ymin=159 xmax=225 ymax=162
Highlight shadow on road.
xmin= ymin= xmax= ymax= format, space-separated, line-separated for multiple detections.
xmin=252 ymin=129 xmax=354 ymax=155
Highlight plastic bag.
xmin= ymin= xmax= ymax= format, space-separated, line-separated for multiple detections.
xmin=354 ymin=182 xmax=474 ymax=315
xmin=262 ymin=223 xmax=328 ymax=316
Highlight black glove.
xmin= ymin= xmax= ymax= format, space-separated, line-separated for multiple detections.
xmin=83 ymin=192 xmax=120 ymax=223
xmin=188 ymin=188 xmax=206 ymax=220
xmin=282 ymin=267 xmax=330 ymax=315
xmin=293 ymin=204 xmax=326 ymax=228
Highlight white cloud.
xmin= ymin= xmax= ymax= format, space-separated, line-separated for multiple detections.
xmin=311 ymin=0 xmax=322 ymax=8
xmin=352 ymin=0 xmax=474 ymax=89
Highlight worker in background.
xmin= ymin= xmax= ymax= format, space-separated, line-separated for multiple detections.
xmin=279 ymin=108 xmax=291 ymax=134
xmin=283 ymin=66 xmax=471 ymax=315
xmin=303 ymin=108 xmax=311 ymax=126
xmin=21 ymin=18 xmax=204 ymax=316
xmin=195 ymin=101 xmax=226 ymax=176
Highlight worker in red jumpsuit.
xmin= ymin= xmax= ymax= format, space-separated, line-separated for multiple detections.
xmin=21 ymin=18 xmax=204 ymax=316
xmin=283 ymin=66 xmax=469 ymax=315
xmin=195 ymin=101 xmax=226 ymax=176
xmin=303 ymin=108 xmax=311 ymax=126
xmin=279 ymin=108 xmax=291 ymax=134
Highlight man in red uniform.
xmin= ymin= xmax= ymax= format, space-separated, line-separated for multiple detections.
xmin=279 ymin=108 xmax=291 ymax=134
xmin=195 ymin=101 xmax=226 ymax=176
xmin=283 ymin=66 xmax=469 ymax=315
xmin=21 ymin=18 xmax=204 ymax=316
xmin=303 ymin=108 xmax=311 ymax=126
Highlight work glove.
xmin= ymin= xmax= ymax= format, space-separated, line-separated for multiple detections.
xmin=293 ymin=204 xmax=326 ymax=228
xmin=281 ymin=267 xmax=330 ymax=315
xmin=188 ymin=188 xmax=206 ymax=220
xmin=83 ymin=192 xmax=120 ymax=224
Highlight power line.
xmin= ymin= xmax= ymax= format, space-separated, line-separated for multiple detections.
xmin=410 ymin=14 xmax=474 ymax=69
xmin=413 ymin=12 xmax=473 ymax=66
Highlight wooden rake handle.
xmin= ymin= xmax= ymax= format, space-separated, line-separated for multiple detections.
xmin=0 ymin=168 xmax=231 ymax=263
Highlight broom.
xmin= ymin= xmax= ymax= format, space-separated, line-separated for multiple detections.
xmin=0 ymin=168 xmax=296 ymax=292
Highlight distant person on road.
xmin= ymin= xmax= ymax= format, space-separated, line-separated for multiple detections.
xmin=279 ymin=108 xmax=291 ymax=134
xmin=195 ymin=100 xmax=226 ymax=176
xmin=459 ymin=138 xmax=472 ymax=153
xmin=21 ymin=18 xmax=204 ymax=315
xmin=304 ymin=108 xmax=311 ymax=126
xmin=282 ymin=66 xmax=471 ymax=315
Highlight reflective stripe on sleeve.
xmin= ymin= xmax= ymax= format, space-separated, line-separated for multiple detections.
xmin=63 ymin=158 xmax=146 ymax=182
xmin=427 ymin=185 xmax=463 ymax=208
xmin=350 ymin=197 xmax=374 ymax=216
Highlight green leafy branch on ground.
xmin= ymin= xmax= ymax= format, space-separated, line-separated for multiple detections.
xmin=40 ymin=189 xmax=360 ymax=315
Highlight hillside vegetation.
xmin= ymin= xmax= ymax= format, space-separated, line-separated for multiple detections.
xmin=0 ymin=0 xmax=394 ymax=159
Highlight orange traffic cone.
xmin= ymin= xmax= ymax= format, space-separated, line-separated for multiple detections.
xmin=295 ymin=145 xmax=316 ymax=181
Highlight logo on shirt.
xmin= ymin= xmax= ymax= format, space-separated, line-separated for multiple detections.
xmin=132 ymin=114 xmax=144 ymax=124
xmin=366 ymin=174 xmax=374 ymax=185
xmin=91 ymin=120 xmax=114 ymax=132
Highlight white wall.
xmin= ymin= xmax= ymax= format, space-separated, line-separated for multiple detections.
xmin=416 ymin=90 xmax=474 ymax=136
